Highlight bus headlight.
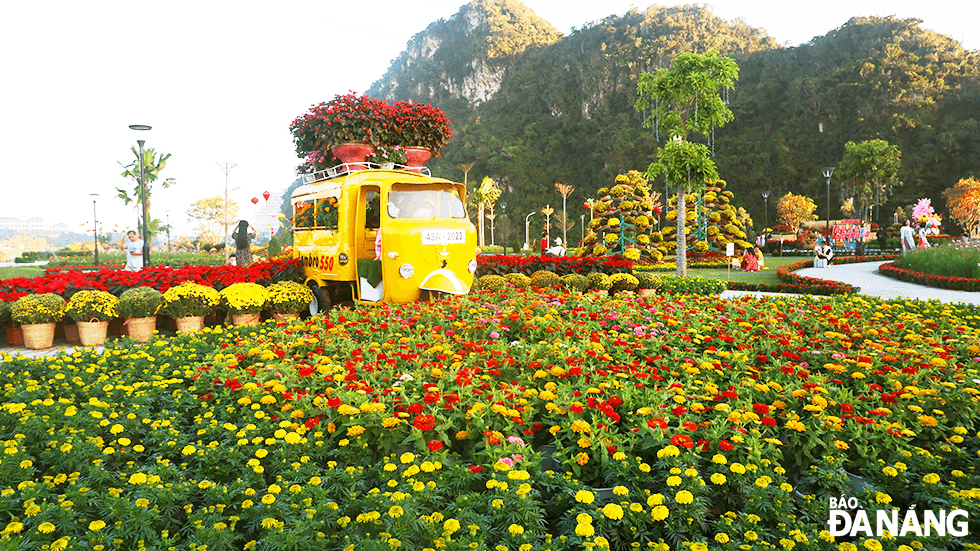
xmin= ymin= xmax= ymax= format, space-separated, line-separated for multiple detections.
xmin=468 ymin=259 xmax=478 ymax=274
xmin=399 ymin=263 xmax=415 ymax=279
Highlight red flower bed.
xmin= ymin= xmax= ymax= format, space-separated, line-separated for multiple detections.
xmin=476 ymin=254 xmax=633 ymax=277
xmin=879 ymin=261 xmax=980 ymax=292
xmin=0 ymin=258 xmax=302 ymax=302
xmin=772 ymin=255 xmax=897 ymax=295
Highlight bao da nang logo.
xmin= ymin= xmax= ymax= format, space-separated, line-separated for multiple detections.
xmin=829 ymin=497 xmax=969 ymax=537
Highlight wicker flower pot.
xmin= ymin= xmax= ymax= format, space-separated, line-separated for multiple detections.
xmin=126 ymin=316 xmax=157 ymax=343
xmin=231 ymin=313 xmax=261 ymax=327
xmin=77 ymin=320 xmax=110 ymax=346
xmin=638 ymin=288 xmax=657 ymax=298
xmin=175 ymin=315 xmax=205 ymax=333
xmin=272 ymin=312 xmax=299 ymax=323
xmin=22 ymin=322 xmax=56 ymax=350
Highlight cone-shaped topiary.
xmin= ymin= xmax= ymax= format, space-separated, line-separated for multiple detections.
xmin=578 ymin=170 xmax=664 ymax=263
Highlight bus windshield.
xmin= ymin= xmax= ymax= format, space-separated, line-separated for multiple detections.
xmin=387 ymin=185 xmax=466 ymax=220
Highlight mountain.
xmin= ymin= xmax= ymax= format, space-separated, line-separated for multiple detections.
xmin=366 ymin=1 xmax=980 ymax=238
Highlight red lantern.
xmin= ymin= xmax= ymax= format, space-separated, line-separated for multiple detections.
xmin=263 ymin=191 xmax=271 ymax=201
xmin=251 ymin=197 xmax=259 ymax=205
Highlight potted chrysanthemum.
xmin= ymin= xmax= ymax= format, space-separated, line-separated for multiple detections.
xmin=265 ymin=281 xmax=313 ymax=322
xmin=64 ymin=290 xmax=119 ymax=346
xmin=219 ymin=282 xmax=269 ymax=326
xmin=11 ymin=293 xmax=66 ymax=349
xmin=160 ymin=282 xmax=220 ymax=332
xmin=118 ymin=286 xmax=163 ymax=343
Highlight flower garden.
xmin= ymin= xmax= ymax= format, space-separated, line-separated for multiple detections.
xmin=2 ymin=282 xmax=980 ymax=550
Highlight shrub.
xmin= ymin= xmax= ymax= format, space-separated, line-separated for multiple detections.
xmin=65 ymin=290 xmax=119 ymax=322
xmin=529 ymin=270 xmax=561 ymax=289
xmin=0 ymin=301 xmax=10 ymax=326
xmin=161 ymin=282 xmax=220 ymax=318
xmin=266 ymin=281 xmax=314 ymax=315
xmin=609 ymin=273 xmax=639 ymax=293
xmin=11 ymin=293 xmax=66 ymax=324
xmin=117 ymin=287 xmax=164 ymax=319
xmin=634 ymin=271 xmax=662 ymax=290
xmin=477 ymin=274 xmax=507 ymax=292
xmin=658 ymin=276 xmax=727 ymax=295
xmin=219 ymin=282 xmax=269 ymax=315
xmin=504 ymin=273 xmax=531 ymax=289
xmin=560 ymin=273 xmax=589 ymax=292
xmin=587 ymin=272 xmax=612 ymax=291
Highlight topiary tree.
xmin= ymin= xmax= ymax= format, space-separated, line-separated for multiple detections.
xmin=660 ymin=178 xmax=752 ymax=256
xmin=578 ymin=170 xmax=664 ymax=263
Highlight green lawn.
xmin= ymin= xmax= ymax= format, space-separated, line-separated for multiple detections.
xmin=683 ymin=255 xmax=809 ymax=286
xmin=0 ymin=266 xmax=46 ymax=280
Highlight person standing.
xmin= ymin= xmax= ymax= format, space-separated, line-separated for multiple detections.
xmin=540 ymin=232 xmax=548 ymax=254
xmin=900 ymin=219 xmax=916 ymax=252
xmin=232 ymin=220 xmax=256 ymax=268
xmin=123 ymin=230 xmax=143 ymax=271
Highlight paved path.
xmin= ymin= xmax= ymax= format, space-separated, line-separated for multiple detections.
xmin=722 ymin=260 xmax=980 ymax=305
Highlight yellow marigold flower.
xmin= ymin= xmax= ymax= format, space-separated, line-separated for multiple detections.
xmin=388 ymin=506 xmax=404 ymax=518
xmin=443 ymin=518 xmax=460 ymax=534
xmin=400 ymin=452 xmax=415 ymax=464
xmin=570 ymin=420 xmax=591 ymax=434
xmin=347 ymin=425 xmax=366 ymax=437
xmin=666 ymin=475 xmax=682 ymax=486
xmin=922 ymin=473 xmax=941 ymax=484
xmin=657 ymin=445 xmax=680 ymax=458
xmin=918 ymin=416 xmax=938 ymax=427
xmin=710 ymin=473 xmax=727 ymax=485
xmin=575 ymin=523 xmax=595 ymax=537
xmin=508 ymin=524 xmax=524 ymax=535
xmin=575 ymin=490 xmax=595 ymax=504
xmin=261 ymin=494 xmax=276 ymax=505
xmin=382 ymin=417 xmax=402 ymax=428
xmin=675 ymin=490 xmax=694 ymax=504
xmin=882 ymin=466 xmax=898 ymax=477
xmin=128 ymin=472 xmax=148 ymax=484
xmin=651 ymin=505 xmax=669 ymax=521
xmin=729 ymin=463 xmax=746 ymax=474
xmin=284 ymin=432 xmax=302 ymax=444
xmin=575 ymin=452 xmax=589 ymax=465
xmin=601 ymin=503 xmax=624 ymax=520
xmin=88 ymin=520 xmax=106 ymax=531
xmin=37 ymin=522 xmax=56 ymax=534
xmin=181 ymin=445 xmax=196 ymax=455
xmin=715 ymin=533 xmax=730 ymax=543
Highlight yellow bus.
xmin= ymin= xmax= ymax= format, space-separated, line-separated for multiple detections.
xmin=291 ymin=166 xmax=477 ymax=312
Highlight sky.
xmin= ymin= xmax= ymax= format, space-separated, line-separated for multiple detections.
xmin=1 ymin=0 xmax=975 ymax=240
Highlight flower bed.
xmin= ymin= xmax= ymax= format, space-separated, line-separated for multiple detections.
xmin=1 ymin=289 xmax=979 ymax=549
xmin=0 ymin=257 xmax=302 ymax=302
xmin=773 ymin=255 xmax=898 ymax=295
xmin=879 ymin=262 xmax=980 ymax=292
xmin=476 ymin=254 xmax=633 ymax=277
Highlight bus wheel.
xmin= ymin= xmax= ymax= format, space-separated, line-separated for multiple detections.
xmin=307 ymin=284 xmax=331 ymax=316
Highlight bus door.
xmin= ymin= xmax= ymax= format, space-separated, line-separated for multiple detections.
xmin=355 ymin=185 xmax=383 ymax=301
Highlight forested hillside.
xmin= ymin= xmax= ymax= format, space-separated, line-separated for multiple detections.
xmin=367 ymin=0 xmax=980 ymax=239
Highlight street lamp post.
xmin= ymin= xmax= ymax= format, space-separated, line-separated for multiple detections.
xmin=822 ymin=167 xmax=835 ymax=240
xmin=165 ymin=211 xmax=171 ymax=252
xmin=129 ymin=124 xmax=152 ymax=267
xmin=91 ymin=194 xmax=99 ymax=265
xmin=500 ymin=202 xmax=507 ymax=253
xmin=524 ymin=212 xmax=535 ymax=252
xmin=761 ymin=191 xmax=770 ymax=231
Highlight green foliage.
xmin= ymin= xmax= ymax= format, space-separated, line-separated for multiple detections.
xmin=633 ymin=271 xmax=662 ymax=289
xmin=0 ymin=300 xmax=10 ymax=326
xmin=836 ymin=139 xmax=902 ymax=221
xmin=117 ymin=287 xmax=164 ymax=319
xmin=893 ymin=243 xmax=980 ymax=279
xmin=559 ymin=273 xmax=589 ymax=292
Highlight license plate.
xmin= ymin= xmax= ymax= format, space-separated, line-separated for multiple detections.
xmin=421 ymin=230 xmax=465 ymax=245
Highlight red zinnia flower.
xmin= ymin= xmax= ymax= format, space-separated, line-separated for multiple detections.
xmin=427 ymin=440 xmax=443 ymax=451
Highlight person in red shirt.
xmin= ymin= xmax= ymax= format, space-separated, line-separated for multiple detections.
xmin=540 ymin=232 xmax=548 ymax=253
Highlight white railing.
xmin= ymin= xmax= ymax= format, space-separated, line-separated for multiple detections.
xmin=304 ymin=162 xmax=431 ymax=183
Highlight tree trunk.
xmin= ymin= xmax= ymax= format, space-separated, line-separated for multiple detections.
xmin=676 ymin=187 xmax=687 ymax=277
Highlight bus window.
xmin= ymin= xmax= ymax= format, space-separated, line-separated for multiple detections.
xmin=365 ymin=192 xmax=381 ymax=229
xmin=315 ymin=196 xmax=339 ymax=231
xmin=294 ymin=200 xmax=314 ymax=229
xmin=388 ymin=186 xmax=466 ymax=220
